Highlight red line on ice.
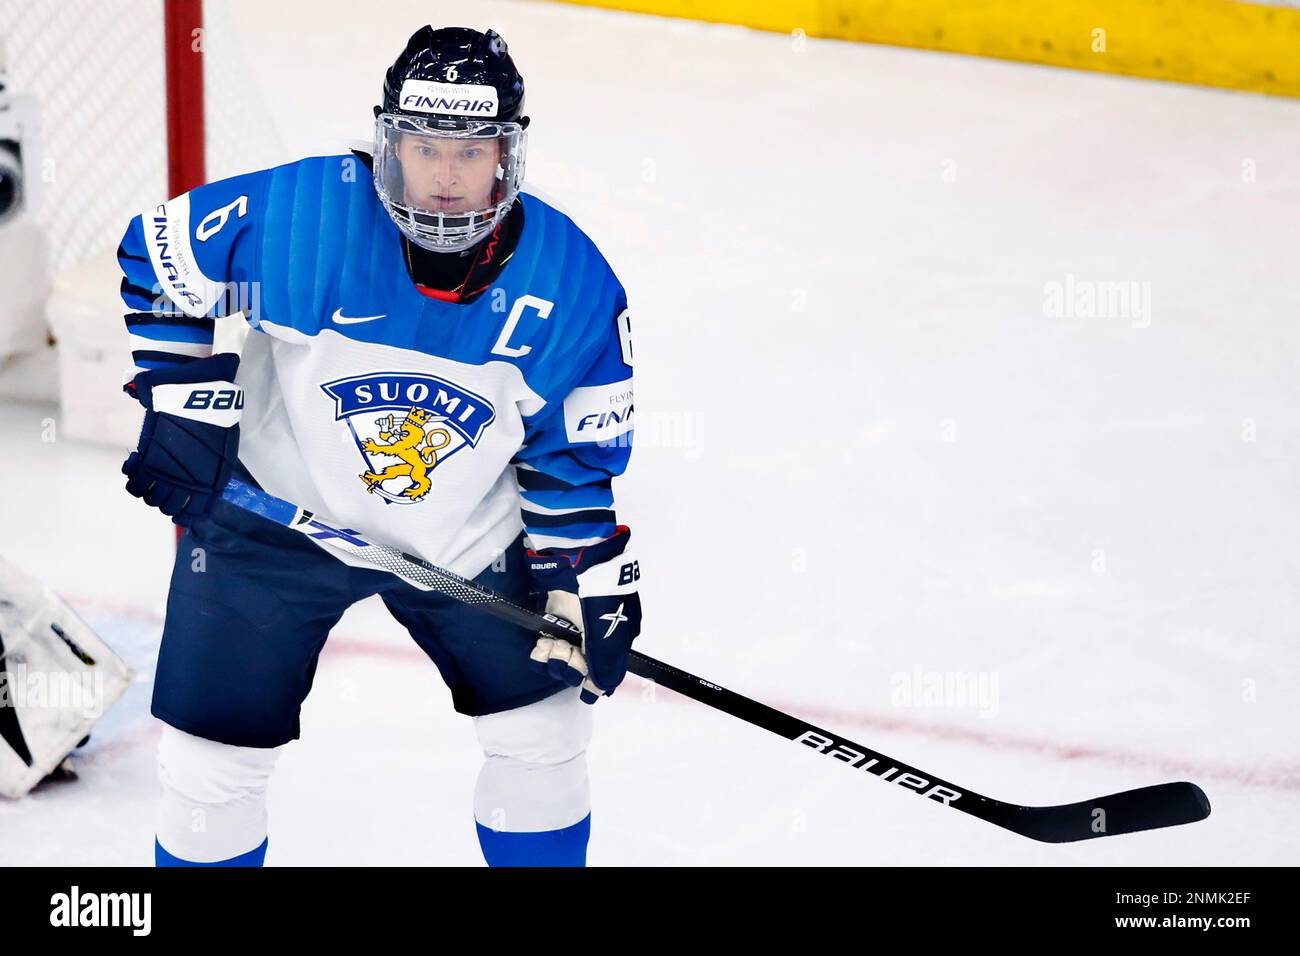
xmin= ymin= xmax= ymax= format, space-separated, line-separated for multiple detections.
xmin=66 ymin=594 xmax=1300 ymax=793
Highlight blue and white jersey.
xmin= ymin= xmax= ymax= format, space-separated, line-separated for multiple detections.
xmin=117 ymin=154 xmax=634 ymax=578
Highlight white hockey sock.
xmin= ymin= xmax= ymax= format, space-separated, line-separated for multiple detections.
xmin=473 ymin=687 xmax=592 ymax=833
xmin=155 ymin=724 xmax=282 ymax=863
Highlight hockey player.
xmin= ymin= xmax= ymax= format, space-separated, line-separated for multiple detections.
xmin=116 ymin=26 xmax=640 ymax=866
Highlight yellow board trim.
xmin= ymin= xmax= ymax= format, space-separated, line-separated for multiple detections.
xmin=551 ymin=0 xmax=1300 ymax=97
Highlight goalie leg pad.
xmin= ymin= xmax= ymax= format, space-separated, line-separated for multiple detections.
xmin=155 ymin=725 xmax=281 ymax=865
xmin=0 ymin=555 xmax=134 ymax=798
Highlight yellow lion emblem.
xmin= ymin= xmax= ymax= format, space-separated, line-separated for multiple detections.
xmin=359 ymin=406 xmax=452 ymax=501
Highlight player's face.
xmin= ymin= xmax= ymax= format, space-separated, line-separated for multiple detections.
xmin=395 ymin=133 xmax=501 ymax=214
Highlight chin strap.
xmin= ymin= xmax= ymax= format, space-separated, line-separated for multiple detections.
xmin=405 ymin=209 xmax=515 ymax=303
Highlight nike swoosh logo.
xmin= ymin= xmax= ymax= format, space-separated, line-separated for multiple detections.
xmin=332 ymin=308 xmax=387 ymax=325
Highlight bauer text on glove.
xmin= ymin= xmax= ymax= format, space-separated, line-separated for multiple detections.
xmin=526 ymin=526 xmax=641 ymax=704
xmin=121 ymin=352 xmax=243 ymax=525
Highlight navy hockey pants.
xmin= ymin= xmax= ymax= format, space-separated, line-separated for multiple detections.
xmin=151 ymin=494 xmax=560 ymax=748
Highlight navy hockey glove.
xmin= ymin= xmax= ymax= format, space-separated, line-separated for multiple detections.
xmin=527 ymin=527 xmax=642 ymax=704
xmin=122 ymin=353 xmax=243 ymax=525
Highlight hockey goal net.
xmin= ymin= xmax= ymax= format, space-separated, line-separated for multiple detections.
xmin=0 ymin=0 xmax=282 ymax=278
xmin=0 ymin=0 xmax=283 ymax=444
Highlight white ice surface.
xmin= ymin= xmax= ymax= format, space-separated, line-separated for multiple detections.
xmin=1 ymin=0 xmax=1297 ymax=865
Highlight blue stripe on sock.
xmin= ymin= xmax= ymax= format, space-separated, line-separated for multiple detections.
xmin=155 ymin=837 xmax=268 ymax=867
xmin=475 ymin=814 xmax=590 ymax=867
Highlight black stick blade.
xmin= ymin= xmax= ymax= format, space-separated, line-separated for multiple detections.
xmin=994 ymin=782 xmax=1212 ymax=843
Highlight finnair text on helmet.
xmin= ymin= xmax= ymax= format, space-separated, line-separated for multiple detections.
xmin=398 ymin=79 xmax=499 ymax=117
xmin=403 ymin=95 xmax=496 ymax=115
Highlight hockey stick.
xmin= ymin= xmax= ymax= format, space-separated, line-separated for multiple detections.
xmin=220 ymin=478 xmax=1211 ymax=843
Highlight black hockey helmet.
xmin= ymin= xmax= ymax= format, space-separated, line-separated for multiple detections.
xmin=373 ymin=26 xmax=529 ymax=252
xmin=378 ymin=26 xmax=528 ymax=130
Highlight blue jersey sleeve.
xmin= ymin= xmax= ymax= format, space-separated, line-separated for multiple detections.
xmin=513 ymin=299 xmax=634 ymax=551
xmin=117 ymin=170 xmax=268 ymax=376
